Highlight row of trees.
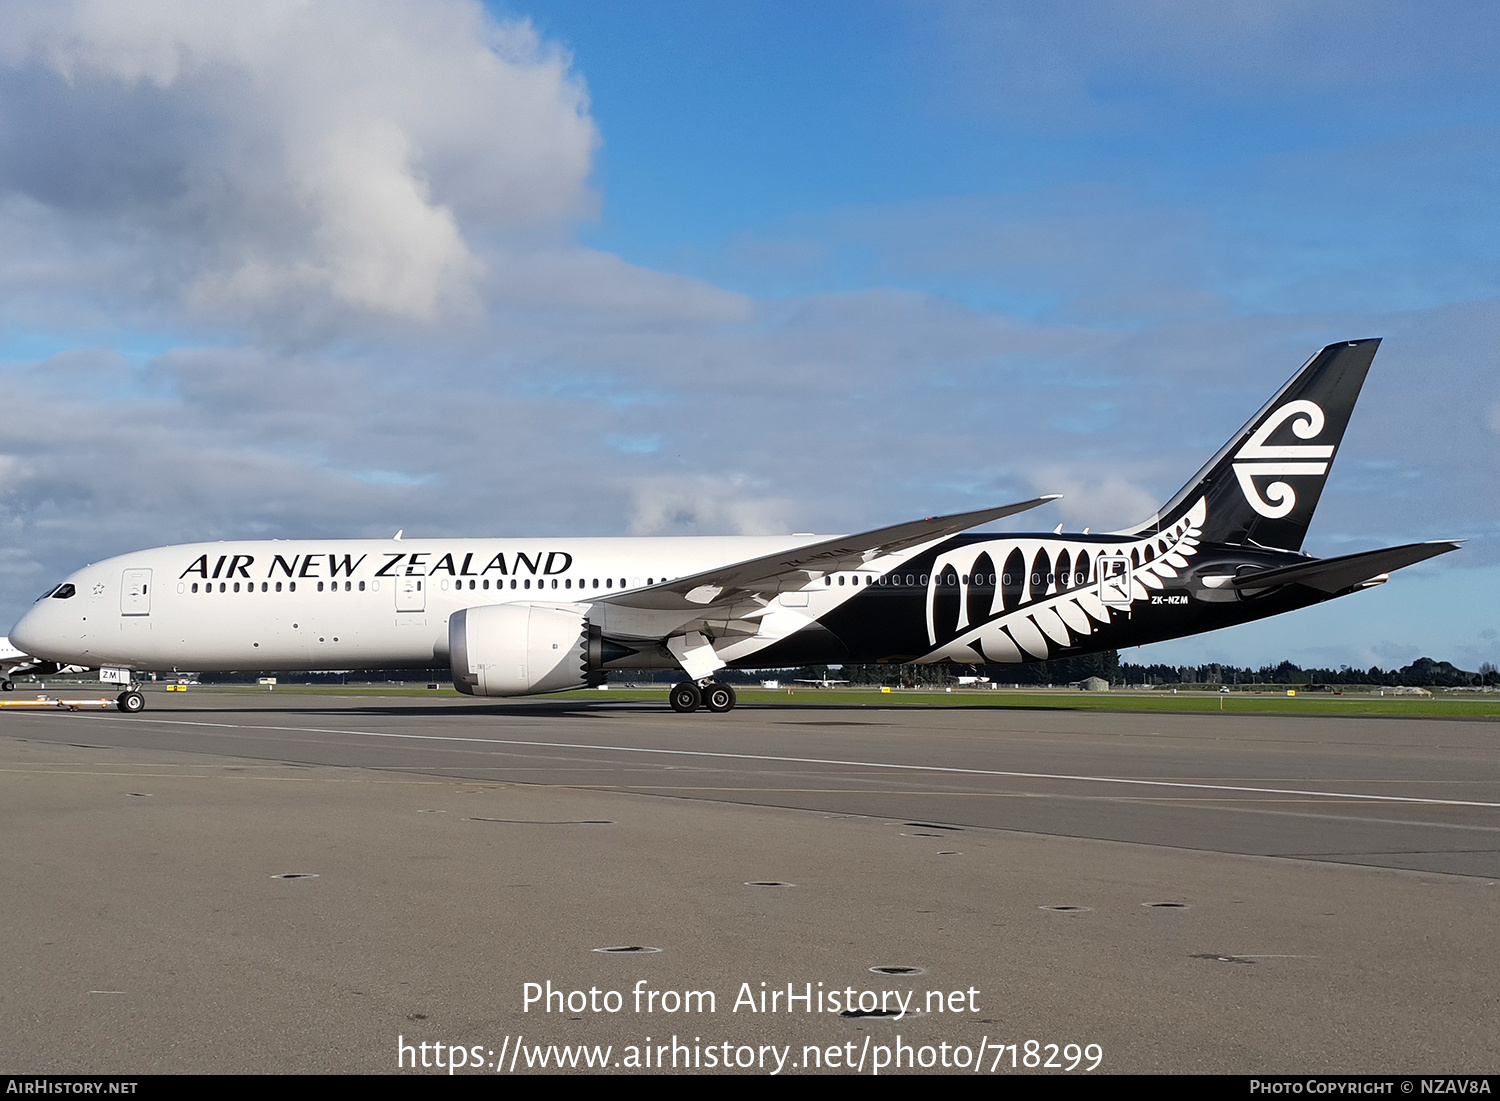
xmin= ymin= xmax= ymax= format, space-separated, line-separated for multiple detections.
xmin=1114 ymin=656 xmax=1499 ymax=688
xmin=796 ymin=652 xmax=1499 ymax=689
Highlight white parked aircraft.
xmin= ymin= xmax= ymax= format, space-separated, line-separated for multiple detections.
xmin=1 ymin=636 xmax=34 ymax=690
xmin=0 ymin=636 xmax=78 ymax=691
xmin=7 ymin=341 xmax=1459 ymax=715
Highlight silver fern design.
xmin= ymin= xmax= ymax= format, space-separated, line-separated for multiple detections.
xmin=922 ymin=498 xmax=1207 ymax=663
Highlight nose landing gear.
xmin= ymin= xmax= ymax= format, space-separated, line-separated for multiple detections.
xmin=116 ymin=689 xmax=145 ymax=713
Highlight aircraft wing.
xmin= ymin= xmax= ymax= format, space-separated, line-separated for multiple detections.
xmin=599 ymin=495 xmax=1061 ymax=611
xmin=1231 ymin=540 xmax=1462 ymax=594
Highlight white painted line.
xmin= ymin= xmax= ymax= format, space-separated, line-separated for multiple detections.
xmin=118 ymin=716 xmax=1500 ymax=810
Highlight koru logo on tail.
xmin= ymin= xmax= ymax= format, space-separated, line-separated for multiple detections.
xmin=1231 ymin=400 xmax=1333 ymax=518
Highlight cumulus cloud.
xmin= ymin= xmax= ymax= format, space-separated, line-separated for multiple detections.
xmin=0 ymin=0 xmax=598 ymax=326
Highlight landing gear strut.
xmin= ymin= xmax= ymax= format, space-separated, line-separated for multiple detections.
xmin=669 ymin=680 xmax=737 ymax=714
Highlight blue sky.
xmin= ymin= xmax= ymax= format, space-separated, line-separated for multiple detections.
xmin=0 ymin=0 xmax=1495 ymax=670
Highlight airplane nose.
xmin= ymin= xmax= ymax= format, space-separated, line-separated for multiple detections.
xmin=9 ymin=604 xmax=51 ymax=660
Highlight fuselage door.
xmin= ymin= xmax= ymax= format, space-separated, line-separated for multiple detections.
xmin=121 ymin=568 xmax=152 ymax=616
xmin=396 ymin=570 xmax=426 ymax=613
xmin=1097 ymin=554 xmax=1133 ymax=609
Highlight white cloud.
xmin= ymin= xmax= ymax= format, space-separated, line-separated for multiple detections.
xmin=1023 ymin=467 xmax=1161 ymax=531
xmin=0 ymin=0 xmax=598 ymax=325
xmin=629 ymin=476 xmax=793 ymax=537
xmin=482 ymin=246 xmax=750 ymax=323
xmin=0 ymin=453 xmax=29 ymax=486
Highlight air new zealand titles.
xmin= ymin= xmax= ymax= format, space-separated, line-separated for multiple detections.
xmin=8 ymin=339 xmax=1461 ymax=713
xmin=178 ymin=550 xmax=577 ymax=581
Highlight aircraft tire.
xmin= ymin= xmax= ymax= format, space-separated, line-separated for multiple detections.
xmin=669 ymin=682 xmax=701 ymax=713
xmin=117 ymin=690 xmax=145 ymax=714
xmin=704 ymin=682 xmax=736 ymax=713
xmin=1 ymin=679 xmax=12 ymax=692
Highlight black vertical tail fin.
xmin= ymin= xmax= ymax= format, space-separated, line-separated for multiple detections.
xmin=1125 ymin=339 xmax=1379 ymax=552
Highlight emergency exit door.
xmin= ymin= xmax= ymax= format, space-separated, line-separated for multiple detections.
xmin=121 ymin=569 xmax=152 ymax=615
xmin=1097 ymin=554 xmax=1133 ymax=609
xmin=396 ymin=572 xmax=425 ymax=613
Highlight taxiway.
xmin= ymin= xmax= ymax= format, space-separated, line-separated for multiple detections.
xmin=3 ymin=691 xmax=1496 ymax=1073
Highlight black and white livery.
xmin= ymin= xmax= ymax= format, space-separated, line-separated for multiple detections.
xmin=8 ymin=340 xmax=1460 ymax=713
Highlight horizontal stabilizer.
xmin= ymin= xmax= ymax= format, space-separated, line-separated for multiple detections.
xmin=1231 ymin=541 xmax=1462 ymax=594
xmin=604 ymin=495 xmax=1061 ymax=611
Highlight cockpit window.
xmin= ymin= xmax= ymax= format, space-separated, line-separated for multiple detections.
xmin=48 ymin=583 xmax=76 ymax=600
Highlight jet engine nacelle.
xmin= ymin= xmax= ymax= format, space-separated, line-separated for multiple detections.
xmin=449 ymin=603 xmax=603 ymax=697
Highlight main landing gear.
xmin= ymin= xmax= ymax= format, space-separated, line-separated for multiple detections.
xmin=669 ymin=680 xmax=738 ymax=714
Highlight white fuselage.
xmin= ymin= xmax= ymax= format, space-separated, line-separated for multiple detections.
xmin=8 ymin=535 xmax=880 ymax=674
xmin=0 ymin=636 xmax=28 ymax=677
